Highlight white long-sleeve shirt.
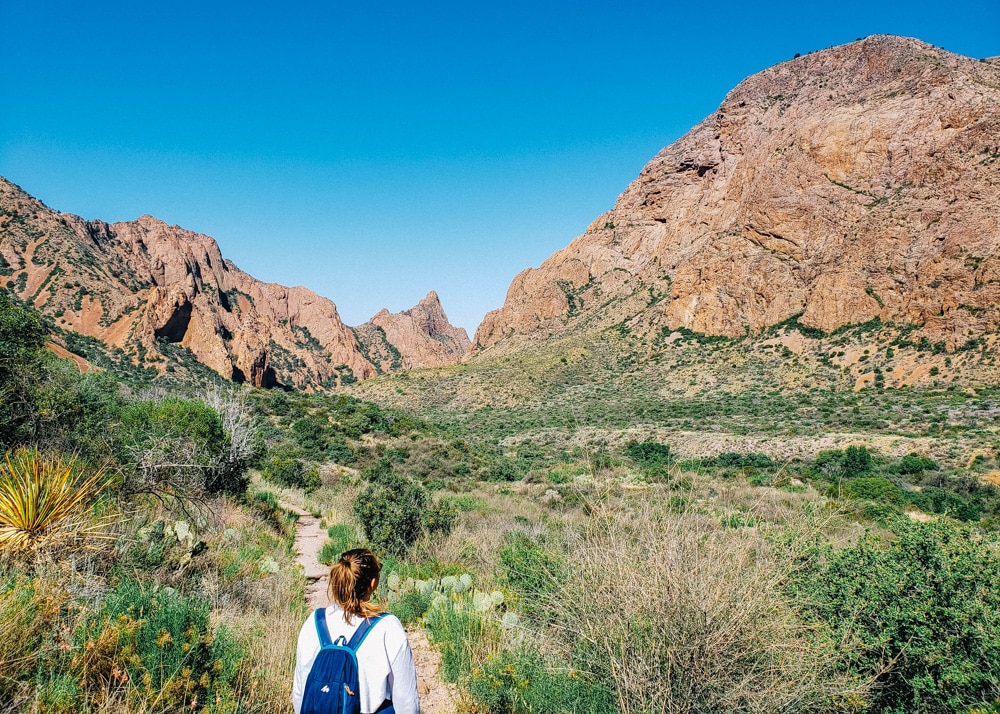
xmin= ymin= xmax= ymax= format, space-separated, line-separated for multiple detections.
xmin=292 ymin=605 xmax=420 ymax=714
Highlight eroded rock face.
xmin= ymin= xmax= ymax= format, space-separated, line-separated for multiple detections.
xmin=0 ymin=182 xmax=466 ymax=387
xmin=475 ymin=36 xmax=1000 ymax=352
xmin=355 ymin=291 xmax=470 ymax=371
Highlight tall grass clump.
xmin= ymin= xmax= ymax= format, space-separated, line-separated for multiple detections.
xmin=544 ymin=501 xmax=858 ymax=714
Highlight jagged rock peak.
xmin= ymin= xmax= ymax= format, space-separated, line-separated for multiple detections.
xmin=355 ymin=292 xmax=471 ymax=372
xmin=474 ymin=35 xmax=1000 ymax=352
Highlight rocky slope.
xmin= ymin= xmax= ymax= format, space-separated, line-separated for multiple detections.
xmin=475 ymin=36 xmax=1000 ymax=352
xmin=0 ymin=178 xmax=469 ymax=388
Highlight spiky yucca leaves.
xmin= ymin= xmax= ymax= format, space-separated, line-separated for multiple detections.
xmin=0 ymin=448 xmax=110 ymax=554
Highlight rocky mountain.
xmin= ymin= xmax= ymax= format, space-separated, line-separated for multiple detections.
xmin=353 ymin=291 xmax=472 ymax=372
xmin=0 ymin=178 xmax=469 ymax=388
xmin=474 ymin=36 xmax=1000 ymax=352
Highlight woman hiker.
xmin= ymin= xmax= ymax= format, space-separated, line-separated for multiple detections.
xmin=292 ymin=548 xmax=420 ymax=714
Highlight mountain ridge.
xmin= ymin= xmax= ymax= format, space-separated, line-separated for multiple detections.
xmin=474 ymin=35 xmax=1000 ymax=354
xmin=0 ymin=177 xmax=469 ymax=388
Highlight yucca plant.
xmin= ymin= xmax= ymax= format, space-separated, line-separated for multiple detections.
xmin=0 ymin=448 xmax=111 ymax=554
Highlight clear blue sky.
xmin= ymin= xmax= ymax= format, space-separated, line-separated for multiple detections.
xmin=2 ymin=1 xmax=997 ymax=336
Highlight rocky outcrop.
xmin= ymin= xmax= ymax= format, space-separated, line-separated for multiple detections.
xmin=355 ymin=291 xmax=471 ymax=371
xmin=475 ymin=36 xmax=1000 ymax=352
xmin=0 ymin=180 xmax=467 ymax=388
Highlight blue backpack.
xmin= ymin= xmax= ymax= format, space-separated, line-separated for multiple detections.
xmin=301 ymin=608 xmax=388 ymax=714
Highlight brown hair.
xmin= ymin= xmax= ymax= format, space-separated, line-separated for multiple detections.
xmin=328 ymin=548 xmax=384 ymax=622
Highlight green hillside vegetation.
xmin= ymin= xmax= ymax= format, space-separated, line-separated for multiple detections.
xmin=4 ymin=288 xmax=1000 ymax=713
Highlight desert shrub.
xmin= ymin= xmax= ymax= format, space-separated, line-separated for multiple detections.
xmin=497 ymin=531 xmax=563 ymax=617
xmin=0 ymin=574 xmax=65 ymax=706
xmin=326 ymin=437 xmax=355 ymax=465
xmin=469 ymin=647 xmax=615 ymax=714
xmin=846 ymin=476 xmax=904 ymax=505
xmin=0 ymin=448 xmax=111 ymax=556
xmin=318 ymin=524 xmax=359 ymax=565
xmin=790 ymin=520 xmax=1000 ymax=713
xmin=291 ymin=414 xmax=329 ymax=458
xmin=75 ymin=578 xmax=245 ymax=710
xmin=422 ymin=596 xmax=502 ymax=683
xmin=0 ymin=290 xmax=48 ymax=447
xmin=625 ymin=440 xmax=672 ymax=478
xmin=895 ymin=452 xmax=940 ymax=475
xmin=814 ymin=445 xmax=875 ymax=479
xmin=706 ymin=451 xmax=777 ymax=470
xmin=485 ymin=456 xmax=521 ymax=482
xmin=422 ymin=498 xmax=458 ymax=536
xmin=261 ymin=453 xmax=305 ymax=488
xmin=113 ymin=397 xmax=243 ymax=497
xmin=353 ymin=463 xmax=428 ymax=556
xmin=546 ymin=505 xmax=853 ymax=713
xmin=906 ymin=486 xmax=980 ymax=521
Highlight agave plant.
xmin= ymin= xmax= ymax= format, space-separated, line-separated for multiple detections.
xmin=0 ymin=448 xmax=110 ymax=554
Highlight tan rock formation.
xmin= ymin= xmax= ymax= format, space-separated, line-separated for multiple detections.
xmin=475 ymin=36 xmax=1000 ymax=352
xmin=355 ymin=291 xmax=471 ymax=371
xmin=0 ymin=180 xmax=466 ymax=387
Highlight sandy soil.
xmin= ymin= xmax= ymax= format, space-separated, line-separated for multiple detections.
xmin=283 ymin=501 xmax=459 ymax=714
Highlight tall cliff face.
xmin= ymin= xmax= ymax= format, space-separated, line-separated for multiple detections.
xmin=0 ymin=179 xmax=468 ymax=387
xmin=475 ymin=36 xmax=1000 ymax=352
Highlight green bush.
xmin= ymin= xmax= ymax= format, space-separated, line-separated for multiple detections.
xmin=261 ymin=454 xmax=305 ymax=488
xmin=326 ymin=438 xmax=355 ymax=465
xmin=485 ymin=456 xmax=521 ymax=482
xmin=319 ymin=524 xmax=358 ymax=565
xmin=706 ymin=451 xmax=777 ymax=470
xmin=353 ymin=462 xmax=428 ymax=556
xmin=906 ymin=486 xmax=980 ymax=522
xmin=814 ymin=445 xmax=875 ymax=479
xmin=422 ymin=499 xmax=458 ymax=536
xmin=846 ymin=476 xmax=904 ymax=505
xmin=790 ymin=520 xmax=1000 ymax=713
xmin=291 ymin=414 xmax=329 ymax=458
xmin=896 ymin=453 xmax=940 ymax=475
xmin=625 ymin=440 xmax=673 ymax=478
xmin=469 ymin=647 xmax=615 ymax=714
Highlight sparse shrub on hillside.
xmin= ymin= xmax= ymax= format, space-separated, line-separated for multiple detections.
xmin=74 ymin=578 xmax=245 ymax=710
xmin=814 ymin=445 xmax=875 ymax=479
xmin=507 ymin=505 xmax=858 ymax=714
xmin=625 ymin=440 xmax=673 ymax=479
xmin=261 ymin=451 xmax=321 ymax=492
xmin=485 ymin=456 xmax=521 ymax=482
xmin=895 ymin=452 xmax=939 ymax=475
xmin=326 ymin=437 xmax=356 ymax=465
xmin=291 ymin=414 xmax=329 ymax=458
xmin=114 ymin=397 xmax=248 ymax=498
xmin=845 ymin=476 xmax=905 ymax=505
xmin=422 ymin=498 xmax=458 ymax=537
xmin=906 ymin=486 xmax=981 ymax=521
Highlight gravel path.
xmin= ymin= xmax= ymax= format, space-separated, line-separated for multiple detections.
xmin=283 ymin=501 xmax=459 ymax=713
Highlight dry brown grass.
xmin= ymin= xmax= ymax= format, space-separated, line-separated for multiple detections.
xmin=544 ymin=498 xmax=865 ymax=714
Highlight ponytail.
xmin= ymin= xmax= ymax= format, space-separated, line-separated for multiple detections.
xmin=328 ymin=548 xmax=384 ymax=622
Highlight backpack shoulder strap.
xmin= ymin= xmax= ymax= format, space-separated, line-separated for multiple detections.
xmin=346 ymin=612 xmax=388 ymax=651
xmin=314 ymin=607 xmax=334 ymax=649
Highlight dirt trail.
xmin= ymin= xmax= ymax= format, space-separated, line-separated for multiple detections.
xmin=283 ymin=501 xmax=459 ymax=713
